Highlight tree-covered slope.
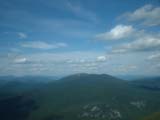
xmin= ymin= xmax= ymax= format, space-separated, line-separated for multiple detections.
xmin=27 ymin=74 xmax=160 ymax=120
xmin=141 ymin=112 xmax=160 ymax=120
xmin=0 ymin=74 xmax=160 ymax=120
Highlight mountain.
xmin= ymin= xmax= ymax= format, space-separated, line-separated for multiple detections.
xmin=27 ymin=74 xmax=160 ymax=120
xmin=0 ymin=76 xmax=57 ymax=99
xmin=0 ymin=76 xmax=58 ymax=83
xmin=0 ymin=74 xmax=160 ymax=120
xmin=130 ymin=77 xmax=160 ymax=91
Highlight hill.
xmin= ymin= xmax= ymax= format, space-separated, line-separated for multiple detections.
xmin=130 ymin=77 xmax=160 ymax=91
xmin=0 ymin=76 xmax=57 ymax=99
xmin=27 ymin=74 xmax=160 ymax=120
xmin=0 ymin=74 xmax=160 ymax=120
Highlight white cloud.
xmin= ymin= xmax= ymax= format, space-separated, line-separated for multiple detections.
xmin=14 ymin=57 xmax=27 ymax=64
xmin=56 ymin=42 xmax=68 ymax=47
xmin=112 ymin=35 xmax=160 ymax=53
xmin=21 ymin=41 xmax=68 ymax=50
xmin=1 ymin=51 xmax=159 ymax=76
xmin=17 ymin=32 xmax=27 ymax=39
xmin=123 ymin=4 xmax=160 ymax=26
xmin=96 ymin=56 xmax=107 ymax=62
xmin=95 ymin=25 xmax=134 ymax=40
xmin=148 ymin=53 xmax=160 ymax=61
xmin=2 ymin=51 xmax=106 ymax=76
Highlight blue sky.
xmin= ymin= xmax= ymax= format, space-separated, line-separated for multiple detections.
xmin=0 ymin=0 xmax=160 ymax=76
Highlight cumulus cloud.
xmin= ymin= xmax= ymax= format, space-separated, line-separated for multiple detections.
xmin=100 ymin=24 xmax=160 ymax=53
xmin=112 ymin=35 xmax=160 ymax=53
xmin=1 ymin=51 xmax=107 ymax=76
xmin=95 ymin=24 xmax=134 ymax=40
xmin=1 ymin=50 xmax=159 ymax=76
xmin=17 ymin=32 xmax=27 ymax=39
xmin=148 ymin=53 xmax=160 ymax=61
xmin=21 ymin=41 xmax=68 ymax=50
xmin=96 ymin=56 xmax=107 ymax=62
xmin=122 ymin=4 xmax=160 ymax=26
xmin=14 ymin=57 xmax=27 ymax=64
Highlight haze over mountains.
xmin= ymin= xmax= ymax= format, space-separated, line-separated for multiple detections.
xmin=0 ymin=73 xmax=160 ymax=120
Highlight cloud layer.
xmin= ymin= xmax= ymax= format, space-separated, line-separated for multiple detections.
xmin=112 ymin=34 xmax=160 ymax=53
xmin=21 ymin=41 xmax=68 ymax=50
xmin=122 ymin=4 xmax=160 ymax=26
xmin=0 ymin=1 xmax=159 ymax=76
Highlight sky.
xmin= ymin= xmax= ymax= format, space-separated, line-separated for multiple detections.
xmin=0 ymin=0 xmax=160 ymax=77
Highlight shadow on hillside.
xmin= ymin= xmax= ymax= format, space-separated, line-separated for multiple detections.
xmin=0 ymin=95 xmax=38 ymax=120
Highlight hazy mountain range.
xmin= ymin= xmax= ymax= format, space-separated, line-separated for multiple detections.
xmin=0 ymin=73 xmax=160 ymax=120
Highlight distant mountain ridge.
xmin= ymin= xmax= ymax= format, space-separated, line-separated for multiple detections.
xmin=26 ymin=73 xmax=160 ymax=120
xmin=131 ymin=77 xmax=160 ymax=91
xmin=0 ymin=73 xmax=160 ymax=120
xmin=60 ymin=73 xmax=124 ymax=82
